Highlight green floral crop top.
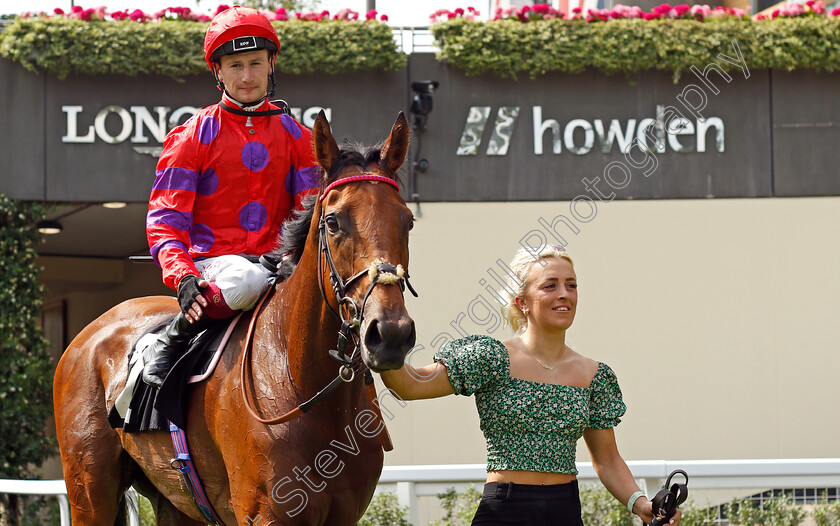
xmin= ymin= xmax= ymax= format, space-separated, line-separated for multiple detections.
xmin=434 ymin=335 xmax=626 ymax=475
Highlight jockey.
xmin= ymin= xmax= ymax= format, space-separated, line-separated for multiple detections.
xmin=143 ymin=6 xmax=320 ymax=388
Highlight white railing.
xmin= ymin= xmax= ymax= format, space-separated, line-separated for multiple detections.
xmin=392 ymin=27 xmax=437 ymax=54
xmin=377 ymin=459 xmax=840 ymax=525
xmin=0 ymin=480 xmax=140 ymax=526
xmin=3 ymin=459 xmax=839 ymax=525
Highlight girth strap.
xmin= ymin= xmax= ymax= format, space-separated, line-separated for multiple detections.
xmin=169 ymin=422 xmax=225 ymax=525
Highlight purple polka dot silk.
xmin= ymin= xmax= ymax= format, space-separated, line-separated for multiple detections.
xmin=152 ymin=167 xmax=199 ymax=192
xmin=280 ymin=114 xmax=303 ymax=140
xmin=293 ymin=166 xmax=321 ymax=195
xmin=241 ymin=142 xmax=270 ymax=171
xmin=197 ymin=168 xmax=219 ymax=196
xmin=197 ymin=116 xmax=220 ymax=145
xmin=190 ymin=223 xmax=215 ymax=253
xmin=284 ymin=166 xmax=295 ymax=193
xmin=150 ymin=240 xmax=189 ymax=267
xmin=239 ymin=202 xmax=268 ymax=232
xmin=147 ymin=209 xmax=193 ymax=231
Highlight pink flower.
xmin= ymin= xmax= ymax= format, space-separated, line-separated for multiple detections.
xmin=643 ymin=12 xmax=660 ymax=19
xmin=365 ymin=9 xmax=377 ymax=20
xmin=831 ymin=6 xmax=840 ymax=15
xmin=53 ymin=7 xmax=64 ymax=15
xmin=454 ymin=7 xmax=465 ymax=15
xmin=731 ymin=8 xmax=746 ymax=17
xmin=72 ymin=5 xmax=83 ymax=13
xmin=128 ymin=9 xmax=147 ymax=22
xmin=214 ymin=5 xmax=230 ymax=16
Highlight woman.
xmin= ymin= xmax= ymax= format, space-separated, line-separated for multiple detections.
xmin=380 ymin=245 xmax=681 ymax=525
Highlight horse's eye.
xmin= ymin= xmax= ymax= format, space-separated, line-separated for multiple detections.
xmin=408 ymin=218 xmax=415 ymax=231
xmin=325 ymin=214 xmax=340 ymax=234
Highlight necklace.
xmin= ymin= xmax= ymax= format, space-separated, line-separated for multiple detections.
xmin=525 ymin=345 xmax=567 ymax=371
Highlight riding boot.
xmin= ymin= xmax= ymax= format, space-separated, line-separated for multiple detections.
xmin=142 ymin=313 xmax=208 ymax=389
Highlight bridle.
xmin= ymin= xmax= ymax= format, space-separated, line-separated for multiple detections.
xmin=241 ymin=173 xmax=417 ymax=427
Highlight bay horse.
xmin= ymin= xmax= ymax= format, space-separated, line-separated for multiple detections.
xmin=53 ymin=112 xmax=416 ymax=525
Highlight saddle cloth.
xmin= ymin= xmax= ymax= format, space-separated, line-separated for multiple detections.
xmin=107 ymin=313 xmax=243 ymax=432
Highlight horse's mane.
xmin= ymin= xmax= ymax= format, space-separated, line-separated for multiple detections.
xmin=273 ymin=141 xmax=400 ymax=281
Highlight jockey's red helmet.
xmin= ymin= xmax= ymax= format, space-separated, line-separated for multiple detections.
xmin=203 ymin=7 xmax=280 ymax=72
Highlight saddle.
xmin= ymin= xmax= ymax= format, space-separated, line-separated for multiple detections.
xmin=107 ymin=313 xmax=243 ymax=432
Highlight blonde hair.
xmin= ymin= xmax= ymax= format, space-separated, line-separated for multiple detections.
xmin=500 ymin=245 xmax=574 ymax=334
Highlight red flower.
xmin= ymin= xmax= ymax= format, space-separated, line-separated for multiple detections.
xmin=214 ymin=5 xmax=230 ymax=16
xmin=381 ymin=14 xmax=388 ymax=21
xmin=365 ymin=9 xmax=377 ymax=20
xmin=455 ymin=7 xmax=465 ymax=15
xmin=831 ymin=6 xmax=840 ymax=15
xmin=72 ymin=5 xmax=83 ymax=13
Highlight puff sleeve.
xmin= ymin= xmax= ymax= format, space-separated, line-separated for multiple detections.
xmin=433 ymin=335 xmax=508 ymax=396
xmin=587 ymin=363 xmax=627 ymax=429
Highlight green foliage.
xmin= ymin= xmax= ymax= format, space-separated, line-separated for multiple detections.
xmin=580 ymin=484 xmax=635 ymax=526
xmin=358 ymin=491 xmax=410 ymax=526
xmin=0 ymin=18 xmax=406 ymax=80
xmin=431 ymin=17 xmax=840 ymax=79
xmin=812 ymin=495 xmax=840 ymax=526
xmin=678 ymin=499 xmax=719 ymax=526
xmin=429 ymin=485 xmax=482 ymax=526
xmin=725 ymin=495 xmax=806 ymax=526
xmin=138 ymin=493 xmax=155 ymax=526
xmin=0 ymin=494 xmax=60 ymax=526
xmin=0 ymin=196 xmax=53 ymax=480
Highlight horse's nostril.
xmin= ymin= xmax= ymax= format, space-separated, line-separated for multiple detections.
xmin=365 ymin=319 xmax=383 ymax=350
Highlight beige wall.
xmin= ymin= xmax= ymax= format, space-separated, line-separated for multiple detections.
xmin=41 ymin=196 xmax=840 ymax=479
xmin=377 ymin=196 xmax=840 ymax=466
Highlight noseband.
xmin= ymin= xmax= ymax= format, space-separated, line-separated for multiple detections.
xmin=317 ymin=174 xmax=418 ymax=371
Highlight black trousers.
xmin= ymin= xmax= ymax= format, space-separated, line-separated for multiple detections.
xmin=471 ymin=480 xmax=585 ymax=526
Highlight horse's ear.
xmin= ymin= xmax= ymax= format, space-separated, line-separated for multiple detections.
xmin=380 ymin=112 xmax=410 ymax=175
xmin=313 ymin=110 xmax=340 ymax=176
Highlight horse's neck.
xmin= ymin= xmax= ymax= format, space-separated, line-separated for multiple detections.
xmin=271 ymin=233 xmax=344 ymax=391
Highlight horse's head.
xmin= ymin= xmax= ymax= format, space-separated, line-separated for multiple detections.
xmin=311 ymin=111 xmax=416 ymax=372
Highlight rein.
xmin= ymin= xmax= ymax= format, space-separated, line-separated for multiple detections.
xmin=239 ymin=173 xmax=417 ymax=429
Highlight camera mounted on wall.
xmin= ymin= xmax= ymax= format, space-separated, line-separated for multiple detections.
xmin=410 ymin=80 xmax=439 ymax=132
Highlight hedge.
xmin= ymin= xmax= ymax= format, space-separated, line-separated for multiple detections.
xmin=1 ymin=11 xmax=840 ymax=80
xmin=0 ymin=196 xmax=53 ymax=480
xmin=0 ymin=18 xmax=407 ymax=79
xmin=431 ymin=16 xmax=840 ymax=79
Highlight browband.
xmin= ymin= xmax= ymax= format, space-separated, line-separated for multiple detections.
xmin=319 ymin=174 xmax=400 ymax=202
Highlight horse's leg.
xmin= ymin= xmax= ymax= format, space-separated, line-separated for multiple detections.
xmin=148 ymin=493 xmax=207 ymax=526
xmin=55 ymin=345 xmax=137 ymax=525
xmin=55 ymin=409 xmax=136 ymax=524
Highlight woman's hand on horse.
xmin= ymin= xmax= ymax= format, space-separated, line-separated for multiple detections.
xmin=177 ymin=274 xmax=209 ymax=323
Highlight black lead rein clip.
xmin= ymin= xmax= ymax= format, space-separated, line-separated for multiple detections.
xmin=649 ymin=469 xmax=689 ymax=526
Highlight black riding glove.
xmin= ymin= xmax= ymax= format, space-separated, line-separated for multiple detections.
xmin=177 ymin=274 xmax=204 ymax=315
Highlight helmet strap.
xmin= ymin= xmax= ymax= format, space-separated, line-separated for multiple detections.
xmin=267 ymin=66 xmax=276 ymax=99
